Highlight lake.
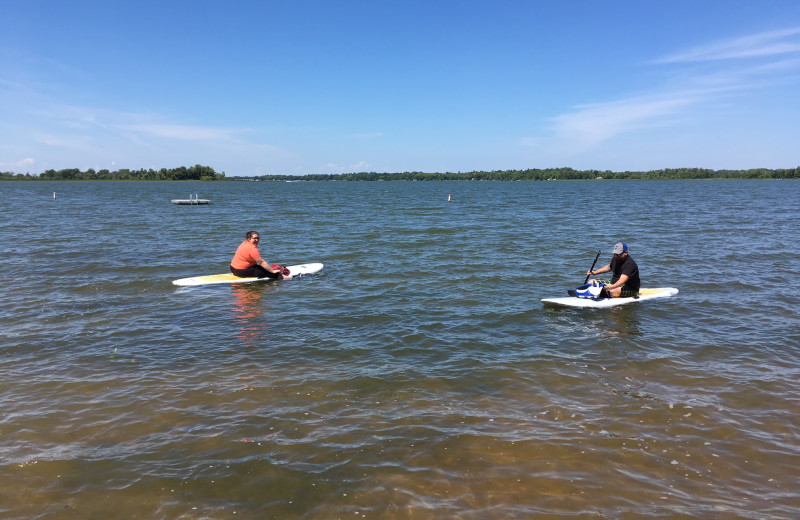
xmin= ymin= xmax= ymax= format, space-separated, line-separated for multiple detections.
xmin=1 ymin=179 xmax=798 ymax=519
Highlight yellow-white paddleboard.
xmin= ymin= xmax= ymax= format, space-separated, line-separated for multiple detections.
xmin=542 ymin=287 xmax=678 ymax=308
xmin=173 ymin=263 xmax=323 ymax=287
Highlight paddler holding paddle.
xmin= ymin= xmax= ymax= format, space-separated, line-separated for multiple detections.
xmin=230 ymin=231 xmax=292 ymax=280
xmin=587 ymin=242 xmax=640 ymax=298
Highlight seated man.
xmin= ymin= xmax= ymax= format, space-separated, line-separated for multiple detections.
xmin=587 ymin=242 xmax=640 ymax=298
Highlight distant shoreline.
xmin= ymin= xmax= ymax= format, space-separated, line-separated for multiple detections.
xmin=2 ymin=165 xmax=797 ymax=181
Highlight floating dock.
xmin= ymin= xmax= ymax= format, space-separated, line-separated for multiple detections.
xmin=171 ymin=194 xmax=210 ymax=205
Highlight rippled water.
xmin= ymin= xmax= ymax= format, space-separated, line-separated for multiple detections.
xmin=1 ymin=180 xmax=798 ymax=519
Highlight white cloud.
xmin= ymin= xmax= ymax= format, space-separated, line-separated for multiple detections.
xmin=315 ymin=160 xmax=373 ymax=174
xmin=118 ymin=124 xmax=243 ymax=141
xmin=16 ymin=157 xmax=34 ymax=167
xmin=349 ymin=161 xmax=372 ymax=171
xmin=655 ymin=27 xmax=800 ymax=63
xmin=36 ymin=132 xmax=95 ymax=149
xmin=1 ymin=79 xmax=252 ymax=146
xmin=550 ymin=93 xmax=698 ymax=148
xmin=536 ymin=27 xmax=800 ymax=154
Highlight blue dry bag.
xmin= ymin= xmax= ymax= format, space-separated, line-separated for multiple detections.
xmin=572 ymin=281 xmax=606 ymax=299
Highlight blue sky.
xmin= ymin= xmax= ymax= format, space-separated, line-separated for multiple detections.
xmin=2 ymin=1 xmax=799 ymax=176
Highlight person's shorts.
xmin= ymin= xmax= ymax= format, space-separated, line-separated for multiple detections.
xmin=597 ymin=280 xmax=639 ymax=298
xmin=230 ymin=265 xmax=280 ymax=279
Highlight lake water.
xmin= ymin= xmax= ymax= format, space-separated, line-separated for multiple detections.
xmin=1 ymin=180 xmax=798 ymax=519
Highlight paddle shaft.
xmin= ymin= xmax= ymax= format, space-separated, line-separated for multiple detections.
xmin=584 ymin=250 xmax=602 ymax=284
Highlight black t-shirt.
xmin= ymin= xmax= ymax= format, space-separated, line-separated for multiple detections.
xmin=610 ymin=255 xmax=640 ymax=290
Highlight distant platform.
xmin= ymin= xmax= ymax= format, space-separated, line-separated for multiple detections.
xmin=171 ymin=195 xmax=210 ymax=205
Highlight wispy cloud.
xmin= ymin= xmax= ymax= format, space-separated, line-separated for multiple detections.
xmin=318 ymin=160 xmax=374 ymax=174
xmin=349 ymin=160 xmax=372 ymax=171
xmin=655 ymin=26 xmax=800 ymax=63
xmin=549 ymin=93 xmax=698 ymax=148
xmin=349 ymin=132 xmax=384 ymax=140
xmin=36 ymin=132 xmax=96 ymax=149
xmin=543 ymin=79 xmax=749 ymax=151
xmin=0 ymin=78 xmax=291 ymax=172
xmin=537 ymin=27 xmax=800 ymax=153
xmin=0 ymin=77 xmax=255 ymax=146
xmin=119 ymin=124 xmax=243 ymax=141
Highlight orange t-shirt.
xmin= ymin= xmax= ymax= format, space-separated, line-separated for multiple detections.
xmin=231 ymin=240 xmax=261 ymax=269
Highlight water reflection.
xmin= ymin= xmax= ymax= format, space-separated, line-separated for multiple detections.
xmin=543 ymin=305 xmax=643 ymax=340
xmin=600 ymin=307 xmax=642 ymax=337
xmin=230 ymin=284 xmax=272 ymax=348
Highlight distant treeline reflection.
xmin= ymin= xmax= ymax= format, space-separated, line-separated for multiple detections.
xmin=2 ymin=165 xmax=798 ymax=181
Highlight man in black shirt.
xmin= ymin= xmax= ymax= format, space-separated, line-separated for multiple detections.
xmin=587 ymin=242 xmax=640 ymax=298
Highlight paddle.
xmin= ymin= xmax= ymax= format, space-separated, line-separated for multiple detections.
xmin=584 ymin=250 xmax=601 ymax=284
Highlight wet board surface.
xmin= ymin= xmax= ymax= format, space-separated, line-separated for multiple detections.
xmin=541 ymin=287 xmax=679 ymax=308
xmin=173 ymin=263 xmax=323 ymax=286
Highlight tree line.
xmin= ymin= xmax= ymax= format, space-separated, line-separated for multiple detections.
xmin=244 ymin=166 xmax=798 ymax=181
xmin=0 ymin=164 xmax=225 ymax=181
xmin=2 ymin=165 xmax=797 ymax=182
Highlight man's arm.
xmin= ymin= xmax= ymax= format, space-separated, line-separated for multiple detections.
xmin=604 ymin=274 xmax=628 ymax=291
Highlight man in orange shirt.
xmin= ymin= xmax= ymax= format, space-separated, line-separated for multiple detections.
xmin=230 ymin=231 xmax=291 ymax=280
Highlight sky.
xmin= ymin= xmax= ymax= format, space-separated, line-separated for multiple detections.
xmin=2 ymin=1 xmax=800 ymax=177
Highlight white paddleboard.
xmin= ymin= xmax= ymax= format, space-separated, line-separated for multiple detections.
xmin=173 ymin=263 xmax=323 ymax=287
xmin=542 ymin=287 xmax=678 ymax=308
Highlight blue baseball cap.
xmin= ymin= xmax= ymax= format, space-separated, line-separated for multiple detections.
xmin=613 ymin=242 xmax=628 ymax=254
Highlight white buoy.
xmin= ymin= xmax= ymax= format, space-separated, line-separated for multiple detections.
xmin=448 ymin=193 xmax=452 ymax=202
xmin=53 ymin=192 xmax=56 ymax=199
